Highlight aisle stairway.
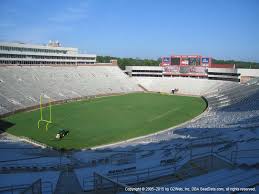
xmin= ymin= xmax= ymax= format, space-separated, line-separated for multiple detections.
xmin=55 ymin=169 xmax=84 ymax=194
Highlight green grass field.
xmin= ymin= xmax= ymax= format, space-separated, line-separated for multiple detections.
xmin=3 ymin=93 xmax=206 ymax=149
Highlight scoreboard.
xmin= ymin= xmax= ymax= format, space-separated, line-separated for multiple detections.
xmin=161 ymin=55 xmax=211 ymax=76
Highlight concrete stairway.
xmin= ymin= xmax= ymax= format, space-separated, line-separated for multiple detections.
xmin=54 ymin=169 xmax=84 ymax=194
xmin=138 ymin=84 xmax=149 ymax=92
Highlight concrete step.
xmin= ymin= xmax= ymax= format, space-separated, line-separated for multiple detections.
xmin=54 ymin=169 xmax=83 ymax=194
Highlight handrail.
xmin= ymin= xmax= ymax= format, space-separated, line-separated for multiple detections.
xmin=0 ymin=184 xmax=30 ymax=192
xmin=42 ymin=181 xmax=53 ymax=194
xmin=81 ymin=136 xmax=234 ymax=188
xmin=82 ymin=152 xmax=222 ymax=191
xmin=82 ymin=146 xmax=259 ymax=191
xmin=200 ymin=172 xmax=259 ymax=189
xmin=230 ymin=148 xmax=259 ymax=163
xmin=93 ymin=172 xmax=144 ymax=194
xmin=21 ymin=179 xmax=41 ymax=194
xmin=0 ymin=181 xmax=53 ymax=194
xmin=225 ymin=174 xmax=259 ymax=187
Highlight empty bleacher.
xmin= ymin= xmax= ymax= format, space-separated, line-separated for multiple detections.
xmin=153 ymin=168 xmax=259 ymax=194
xmin=205 ymin=78 xmax=259 ymax=110
xmin=0 ymin=66 xmax=142 ymax=116
xmin=1 ymin=66 xmax=259 ymax=193
xmin=132 ymin=77 xmax=237 ymax=96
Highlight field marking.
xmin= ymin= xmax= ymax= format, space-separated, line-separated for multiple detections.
xmin=4 ymin=92 xmax=206 ymax=150
xmin=148 ymin=108 xmax=180 ymax=122
xmin=91 ymin=108 xmax=209 ymax=150
xmin=87 ymin=98 xmax=111 ymax=104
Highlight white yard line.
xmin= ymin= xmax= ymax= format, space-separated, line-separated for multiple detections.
xmin=148 ymin=108 xmax=180 ymax=122
xmin=90 ymin=108 xmax=209 ymax=150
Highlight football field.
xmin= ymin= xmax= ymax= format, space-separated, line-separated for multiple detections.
xmin=3 ymin=93 xmax=207 ymax=149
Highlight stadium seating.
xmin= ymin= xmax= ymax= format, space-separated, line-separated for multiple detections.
xmin=152 ymin=168 xmax=259 ymax=194
xmin=132 ymin=77 xmax=238 ymax=96
xmin=1 ymin=66 xmax=259 ymax=193
xmin=0 ymin=66 xmax=142 ymax=115
xmin=205 ymin=79 xmax=259 ymax=109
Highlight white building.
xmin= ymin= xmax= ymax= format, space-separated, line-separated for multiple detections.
xmin=0 ymin=41 xmax=96 ymax=65
xmin=208 ymin=68 xmax=259 ymax=82
xmin=207 ymin=68 xmax=240 ymax=82
xmin=126 ymin=66 xmax=259 ymax=83
xmin=125 ymin=66 xmax=163 ymax=77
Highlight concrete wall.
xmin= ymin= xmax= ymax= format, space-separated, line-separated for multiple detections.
xmin=238 ymin=69 xmax=259 ymax=77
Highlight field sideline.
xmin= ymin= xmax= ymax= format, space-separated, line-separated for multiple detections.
xmin=3 ymin=93 xmax=207 ymax=149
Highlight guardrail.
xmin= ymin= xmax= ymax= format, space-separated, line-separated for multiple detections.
xmin=0 ymin=180 xmax=53 ymax=194
xmin=82 ymin=137 xmax=227 ymax=188
xmin=81 ymin=137 xmax=259 ymax=191
xmin=93 ymin=172 xmax=144 ymax=194
xmin=230 ymin=148 xmax=259 ymax=164
xmin=82 ymin=152 xmax=230 ymax=191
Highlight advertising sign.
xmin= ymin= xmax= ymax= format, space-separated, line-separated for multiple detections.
xmin=202 ymin=58 xmax=210 ymax=64
xmin=163 ymin=57 xmax=170 ymax=63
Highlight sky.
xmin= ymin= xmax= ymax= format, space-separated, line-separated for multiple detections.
xmin=0 ymin=0 xmax=259 ymax=61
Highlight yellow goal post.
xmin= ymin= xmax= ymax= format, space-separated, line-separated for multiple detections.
xmin=37 ymin=95 xmax=52 ymax=131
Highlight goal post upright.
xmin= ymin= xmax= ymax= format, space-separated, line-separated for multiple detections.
xmin=37 ymin=95 xmax=52 ymax=131
xmin=39 ymin=94 xmax=43 ymax=121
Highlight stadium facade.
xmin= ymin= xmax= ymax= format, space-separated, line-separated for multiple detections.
xmin=125 ymin=54 xmax=259 ymax=83
xmin=125 ymin=66 xmax=163 ymax=77
xmin=0 ymin=41 xmax=96 ymax=65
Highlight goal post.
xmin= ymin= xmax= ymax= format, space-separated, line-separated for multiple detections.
xmin=37 ymin=95 xmax=52 ymax=131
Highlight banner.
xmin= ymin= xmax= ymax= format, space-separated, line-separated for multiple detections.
xmin=164 ymin=66 xmax=207 ymax=74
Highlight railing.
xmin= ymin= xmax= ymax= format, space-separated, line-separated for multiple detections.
xmin=87 ymin=150 xmax=258 ymax=192
xmin=41 ymin=182 xmax=53 ymax=194
xmin=230 ymin=148 xmax=259 ymax=164
xmin=81 ymin=136 xmax=259 ymax=191
xmin=82 ymin=153 xmax=229 ymax=191
xmin=83 ymin=153 xmax=228 ymax=191
xmin=199 ymin=171 xmax=259 ymax=192
xmin=0 ymin=184 xmax=29 ymax=194
xmin=0 ymin=180 xmax=53 ymax=194
xmin=21 ymin=179 xmax=42 ymax=194
xmin=83 ymin=136 xmax=218 ymax=184
xmin=93 ymin=172 xmax=143 ymax=194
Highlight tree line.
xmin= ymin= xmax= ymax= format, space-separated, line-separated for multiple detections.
xmin=97 ymin=56 xmax=161 ymax=70
xmin=212 ymin=59 xmax=259 ymax=69
xmin=97 ymin=56 xmax=259 ymax=69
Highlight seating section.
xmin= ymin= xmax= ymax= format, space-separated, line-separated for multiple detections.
xmin=153 ymin=168 xmax=259 ymax=194
xmin=0 ymin=66 xmax=142 ymax=115
xmin=0 ymin=171 xmax=60 ymax=194
xmin=205 ymin=78 xmax=259 ymax=109
xmin=132 ymin=77 xmax=237 ymax=96
xmin=88 ymin=77 xmax=259 ymax=184
xmin=1 ymin=67 xmax=259 ymax=192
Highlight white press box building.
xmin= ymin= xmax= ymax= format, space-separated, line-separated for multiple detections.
xmin=0 ymin=41 xmax=96 ymax=65
xmin=126 ymin=66 xmax=259 ymax=83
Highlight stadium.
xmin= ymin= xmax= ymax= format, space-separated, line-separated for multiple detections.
xmin=0 ymin=41 xmax=258 ymax=194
